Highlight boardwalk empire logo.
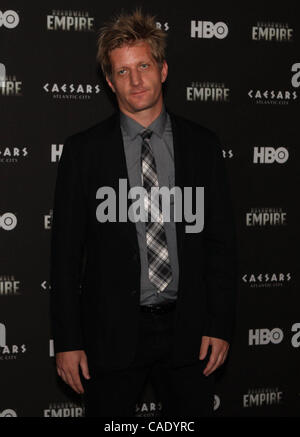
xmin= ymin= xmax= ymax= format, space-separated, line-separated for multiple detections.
xmin=47 ymin=10 xmax=94 ymax=31
xmin=187 ymin=82 xmax=230 ymax=102
xmin=246 ymin=207 xmax=287 ymax=226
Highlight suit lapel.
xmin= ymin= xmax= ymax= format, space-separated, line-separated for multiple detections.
xmin=99 ymin=113 xmax=140 ymax=255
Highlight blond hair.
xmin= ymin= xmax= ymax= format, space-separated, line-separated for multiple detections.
xmin=97 ymin=9 xmax=167 ymax=78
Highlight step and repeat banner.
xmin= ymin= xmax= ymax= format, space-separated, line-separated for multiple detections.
xmin=0 ymin=1 xmax=299 ymax=418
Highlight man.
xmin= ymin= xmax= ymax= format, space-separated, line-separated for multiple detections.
xmin=50 ymin=10 xmax=237 ymax=417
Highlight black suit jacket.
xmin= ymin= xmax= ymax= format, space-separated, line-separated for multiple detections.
xmin=50 ymin=111 xmax=237 ymax=369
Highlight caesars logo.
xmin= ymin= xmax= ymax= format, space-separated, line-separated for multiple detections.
xmin=249 ymin=323 xmax=300 ymax=347
xmin=191 ymin=20 xmax=228 ymax=39
xmin=0 ymin=146 xmax=28 ymax=163
xmin=156 ymin=22 xmax=169 ymax=31
xmin=222 ymin=149 xmax=234 ymax=159
xmin=0 ymin=322 xmax=27 ymax=360
xmin=248 ymin=89 xmax=297 ymax=105
xmin=41 ymin=281 xmax=51 ymax=292
xmin=43 ymin=82 xmax=100 ymax=100
xmin=0 ymin=213 xmax=17 ymax=231
xmin=253 ymin=146 xmax=289 ymax=164
xmin=291 ymin=63 xmax=300 ymax=88
xmin=135 ymin=401 xmax=162 ymax=417
xmin=242 ymin=272 xmax=291 ymax=288
xmin=0 ymin=10 xmax=19 ymax=29
xmin=252 ymin=22 xmax=293 ymax=41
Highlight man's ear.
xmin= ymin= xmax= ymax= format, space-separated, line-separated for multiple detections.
xmin=161 ymin=60 xmax=168 ymax=84
xmin=106 ymin=75 xmax=115 ymax=93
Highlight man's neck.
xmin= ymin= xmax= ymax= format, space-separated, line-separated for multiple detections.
xmin=119 ymin=101 xmax=164 ymax=128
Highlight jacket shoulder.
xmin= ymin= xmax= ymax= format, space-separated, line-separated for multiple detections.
xmin=170 ymin=112 xmax=220 ymax=142
xmin=63 ymin=112 xmax=119 ymax=151
xmin=169 ymin=111 xmax=222 ymax=158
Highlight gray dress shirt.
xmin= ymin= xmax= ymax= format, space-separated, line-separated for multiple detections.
xmin=120 ymin=106 xmax=179 ymax=305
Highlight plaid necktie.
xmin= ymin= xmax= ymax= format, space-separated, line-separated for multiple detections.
xmin=140 ymin=129 xmax=173 ymax=293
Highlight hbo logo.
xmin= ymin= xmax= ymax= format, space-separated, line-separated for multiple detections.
xmin=253 ymin=146 xmax=289 ymax=164
xmin=0 ymin=213 xmax=17 ymax=230
xmin=0 ymin=409 xmax=17 ymax=417
xmin=191 ymin=21 xmax=228 ymax=39
xmin=0 ymin=10 xmax=19 ymax=28
xmin=249 ymin=328 xmax=284 ymax=346
xmin=213 ymin=395 xmax=220 ymax=411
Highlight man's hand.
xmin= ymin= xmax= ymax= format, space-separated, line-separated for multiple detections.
xmin=199 ymin=336 xmax=229 ymax=376
xmin=56 ymin=350 xmax=90 ymax=394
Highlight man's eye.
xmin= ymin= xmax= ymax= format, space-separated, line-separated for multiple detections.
xmin=118 ymin=69 xmax=127 ymax=75
xmin=140 ymin=63 xmax=149 ymax=69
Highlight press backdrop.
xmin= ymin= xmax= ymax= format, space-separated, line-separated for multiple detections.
xmin=0 ymin=1 xmax=299 ymax=418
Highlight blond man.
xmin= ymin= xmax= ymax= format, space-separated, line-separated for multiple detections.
xmin=50 ymin=10 xmax=236 ymax=417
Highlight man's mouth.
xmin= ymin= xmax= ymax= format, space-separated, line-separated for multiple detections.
xmin=131 ymin=89 xmax=148 ymax=96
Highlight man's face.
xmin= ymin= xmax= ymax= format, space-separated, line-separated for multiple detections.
xmin=106 ymin=41 xmax=168 ymax=115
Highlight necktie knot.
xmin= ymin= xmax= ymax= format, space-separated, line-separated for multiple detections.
xmin=140 ymin=129 xmax=152 ymax=141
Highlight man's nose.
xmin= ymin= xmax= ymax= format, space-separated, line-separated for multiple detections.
xmin=130 ymin=69 xmax=143 ymax=87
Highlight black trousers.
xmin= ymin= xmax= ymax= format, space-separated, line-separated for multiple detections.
xmin=83 ymin=307 xmax=215 ymax=417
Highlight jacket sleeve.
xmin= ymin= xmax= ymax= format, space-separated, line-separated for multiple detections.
xmin=202 ymin=133 xmax=238 ymax=344
xmin=49 ymin=136 xmax=87 ymax=353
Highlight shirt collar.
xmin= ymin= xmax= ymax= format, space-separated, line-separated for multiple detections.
xmin=120 ymin=105 xmax=167 ymax=141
